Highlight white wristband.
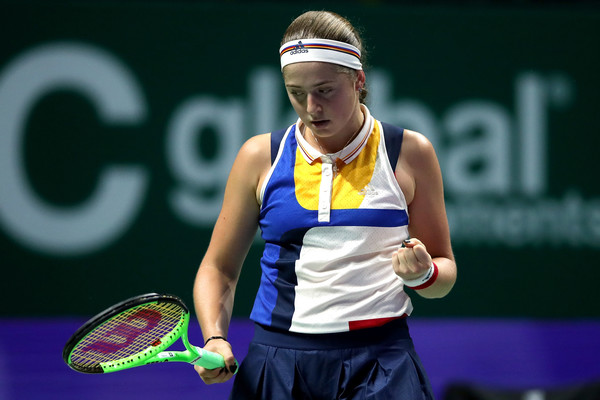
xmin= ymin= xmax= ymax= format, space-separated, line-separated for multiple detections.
xmin=402 ymin=263 xmax=437 ymax=288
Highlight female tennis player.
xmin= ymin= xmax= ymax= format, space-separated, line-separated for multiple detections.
xmin=193 ymin=10 xmax=456 ymax=399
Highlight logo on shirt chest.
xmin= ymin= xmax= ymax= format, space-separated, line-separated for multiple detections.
xmin=359 ymin=184 xmax=379 ymax=197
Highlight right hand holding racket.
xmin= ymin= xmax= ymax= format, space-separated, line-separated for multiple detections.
xmin=195 ymin=338 xmax=238 ymax=384
xmin=63 ymin=293 xmax=238 ymax=376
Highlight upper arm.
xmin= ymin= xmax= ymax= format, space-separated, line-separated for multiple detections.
xmin=398 ymin=130 xmax=454 ymax=261
xmin=200 ymin=134 xmax=271 ymax=280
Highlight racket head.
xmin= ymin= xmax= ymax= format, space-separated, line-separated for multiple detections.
xmin=63 ymin=293 xmax=189 ymax=374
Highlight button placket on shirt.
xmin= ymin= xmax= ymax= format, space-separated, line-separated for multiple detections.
xmin=318 ymin=156 xmax=335 ymax=223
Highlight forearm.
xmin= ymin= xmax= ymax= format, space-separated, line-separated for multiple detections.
xmin=193 ymin=263 xmax=238 ymax=342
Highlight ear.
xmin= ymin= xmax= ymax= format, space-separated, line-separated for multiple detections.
xmin=355 ymin=70 xmax=366 ymax=91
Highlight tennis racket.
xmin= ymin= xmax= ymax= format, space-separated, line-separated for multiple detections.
xmin=63 ymin=293 xmax=236 ymax=374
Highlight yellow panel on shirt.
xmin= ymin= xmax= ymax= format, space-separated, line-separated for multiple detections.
xmin=294 ymin=123 xmax=380 ymax=211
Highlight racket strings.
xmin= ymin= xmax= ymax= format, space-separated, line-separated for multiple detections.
xmin=70 ymin=302 xmax=184 ymax=369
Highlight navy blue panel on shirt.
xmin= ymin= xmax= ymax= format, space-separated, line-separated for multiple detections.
xmin=381 ymin=122 xmax=404 ymax=172
xmin=270 ymin=128 xmax=288 ymax=165
xmin=269 ymin=227 xmax=311 ymax=331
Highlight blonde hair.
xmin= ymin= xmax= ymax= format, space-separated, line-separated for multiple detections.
xmin=281 ymin=11 xmax=368 ymax=103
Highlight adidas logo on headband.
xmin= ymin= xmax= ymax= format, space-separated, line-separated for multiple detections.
xmin=289 ymin=41 xmax=309 ymax=55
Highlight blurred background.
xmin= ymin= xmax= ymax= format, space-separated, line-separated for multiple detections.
xmin=1 ymin=0 xmax=599 ymax=399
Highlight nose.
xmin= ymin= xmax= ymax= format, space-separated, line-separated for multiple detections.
xmin=306 ymin=93 xmax=322 ymax=115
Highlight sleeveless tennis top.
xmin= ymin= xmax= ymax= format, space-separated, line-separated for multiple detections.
xmin=251 ymin=106 xmax=413 ymax=334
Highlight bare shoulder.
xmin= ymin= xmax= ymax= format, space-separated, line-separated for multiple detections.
xmin=238 ymin=133 xmax=271 ymax=163
xmin=398 ymin=129 xmax=439 ymax=177
xmin=402 ymin=129 xmax=436 ymax=164
xmin=232 ymin=133 xmax=271 ymax=177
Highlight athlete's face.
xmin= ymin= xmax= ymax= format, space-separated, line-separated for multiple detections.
xmin=283 ymin=62 xmax=365 ymax=144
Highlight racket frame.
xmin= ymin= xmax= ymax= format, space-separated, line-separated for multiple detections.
xmin=63 ymin=293 xmax=226 ymax=374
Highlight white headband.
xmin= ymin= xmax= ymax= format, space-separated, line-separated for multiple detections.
xmin=279 ymin=38 xmax=362 ymax=71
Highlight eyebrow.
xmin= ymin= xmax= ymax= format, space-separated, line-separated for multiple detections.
xmin=285 ymin=80 xmax=335 ymax=89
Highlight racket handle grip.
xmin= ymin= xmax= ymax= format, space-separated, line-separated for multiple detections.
xmin=193 ymin=347 xmax=238 ymax=373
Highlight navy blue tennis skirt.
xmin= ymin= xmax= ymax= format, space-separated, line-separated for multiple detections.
xmin=229 ymin=318 xmax=434 ymax=399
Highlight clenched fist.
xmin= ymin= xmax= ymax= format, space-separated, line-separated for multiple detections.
xmin=392 ymin=238 xmax=433 ymax=283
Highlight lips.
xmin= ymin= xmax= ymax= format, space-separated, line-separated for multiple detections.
xmin=311 ymin=120 xmax=329 ymax=129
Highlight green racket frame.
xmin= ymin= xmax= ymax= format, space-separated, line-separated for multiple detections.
xmin=63 ymin=293 xmax=228 ymax=374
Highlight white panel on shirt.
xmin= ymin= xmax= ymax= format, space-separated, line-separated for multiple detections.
xmin=289 ymin=225 xmax=413 ymax=333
